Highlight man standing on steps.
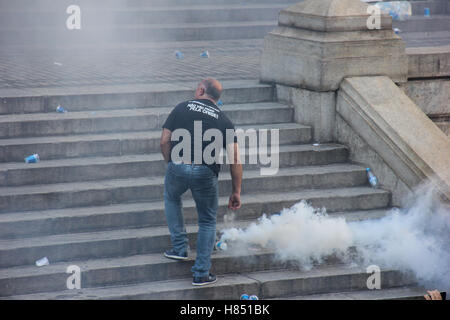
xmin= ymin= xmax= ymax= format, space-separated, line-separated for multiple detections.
xmin=160 ymin=77 xmax=243 ymax=286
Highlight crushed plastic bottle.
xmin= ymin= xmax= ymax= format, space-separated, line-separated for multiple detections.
xmin=24 ymin=154 xmax=40 ymax=163
xmin=393 ymin=28 xmax=402 ymax=35
xmin=374 ymin=1 xmax=412 ymax=21
xmin=35 ymin=257 xmax=49 ymax=267
xmin=366 ymin=168 xmax=379 ymax=188
xmin=56 ymin=105 xmax=67 ymax=113
xmin=174 ymin=51 xmax=184 ymax=59
xmin=200 ymin=50 xmax=210 ymax=58
xmin=215 ymin=241 xmax=228 ymax=251
xmin=424 ymin=7 xmax=431 ymax=17
xmin=217 ymin=100 xmax=223 ymax=107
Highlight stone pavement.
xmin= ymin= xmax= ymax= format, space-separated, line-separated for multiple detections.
xmin=0 ymin=39 xmax=263 ymax=90
xmin=1 ymin=33 xmax=450 ymax=91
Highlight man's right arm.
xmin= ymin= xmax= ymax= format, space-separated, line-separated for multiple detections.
xmin=227 ymin=142 xmax=242 ymax=210
xmin=161 ymin=104 xmax=181 ymax=163
xmin=160 ymin=128 xmax=172 ymax=163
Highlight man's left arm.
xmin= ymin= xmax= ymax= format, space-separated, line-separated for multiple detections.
xmin=160 ymin=128 xmax=172 ymax=163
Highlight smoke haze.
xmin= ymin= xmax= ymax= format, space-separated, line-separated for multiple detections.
xmin=220 ymin=183 xmax=450 ymax=291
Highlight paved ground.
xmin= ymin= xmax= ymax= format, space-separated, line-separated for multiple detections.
xmin=0 ymin=39 xmax=263 ymax=90
xmin=1 ymin=33 xmax=450 ymax=91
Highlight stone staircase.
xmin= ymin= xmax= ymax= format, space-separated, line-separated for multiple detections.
xmin=1 ymin=0 xmax=448 ymax=46
xmin=0 ymin=0 xmax=300 ymax=45
xmin=0 ymin=0 xmax=439 ymax=300
xmin=0 ymin=80 xmax=425 ymax=299
xmin=392 ymin=0 xmax=450 ymax=47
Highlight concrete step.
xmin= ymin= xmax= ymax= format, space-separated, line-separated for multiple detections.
xmin=401 ymin=30 xmax=450 ymax=47
xmin=0 ymin=160 xmax=381 ymax=213
xmin=273 ymin=286 xmax=427 ymax=300
xmin=435 ymin=121 xmax=450 ymax=136
xmin=0 ymin=102 xmax=295 ymax=138
xmin=0 ymin=0 xmax=301 ymax=11
xmin=0 ymin=80 xmax=275 ymax=115
xmin=0 ymin=20 xmax=278 ymax=45
xmin=0 ymin=141 xmax=356 ymax=188
xmin=242 ymin=268 xmax=416 ymax=300
xmin=0 ymin=120 xmax=315 ymax=163
xmin=0 ymin=176 xmax=389 ymax=239
xmin=0 ymin=265 xmax=415 ymax=300
xmin=409 ymin=0 xmax=450 ymax=16
xmin=393 ymin=15 xmax=450 ymax=33
xmin=0 ymin=250 xmax=286 ymax=297
xmin=0 ymin=209 xmax=393 ymax=298
xmin=0 ymin=4 xmax=289 ymax=28
xmin=0 ymin=189 xmax=390 ymax=268
xmin=0 ymin=118 xmax=326 ymax=162
xmin=0 ymin=124 xmax=314 ymax=165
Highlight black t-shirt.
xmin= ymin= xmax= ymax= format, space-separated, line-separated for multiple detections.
xmin=162 ymin=99 xmax=236 ymax=176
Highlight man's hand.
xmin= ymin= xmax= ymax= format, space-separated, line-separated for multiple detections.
xmin=228 ymin=192 xmax=241 ymax=210
xmin=424 ymin=290 xmax=443 ymax=300
xmin=227 ymin=142 xmax=242 ymax=210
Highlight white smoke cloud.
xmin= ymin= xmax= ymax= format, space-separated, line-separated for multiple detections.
xmin=350 ymin=184 xmax=450 ymax=290
xmin=221 ymin=201 xmax=353 ymax=269
xmin=219 ymin=183 xmax=450 ymax=291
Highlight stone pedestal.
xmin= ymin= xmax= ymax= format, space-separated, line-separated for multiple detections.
xmin=277 ymin=85 xmax=335 ymax=142
xmin=260 ymin=0 xmax=408 ymax=91
xmin=262 ymin=0 xmax=408 ymax=142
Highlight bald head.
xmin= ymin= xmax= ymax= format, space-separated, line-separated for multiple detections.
xmin=195 ymin=77 xmax=223 ymax=103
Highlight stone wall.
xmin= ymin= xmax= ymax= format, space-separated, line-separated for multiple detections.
xmin=402 ymin=46 xmax=450 ymax=135
xmin=399 ymin=78 xmax=450 ymax=137
xmin=399 ymin=79 xmax=450 ymax=117
xmin=263 ymin=0 xmax=450 ymax=205
xmin=336 ymin=76 xmax=450 ymax=202
xmin=276 ymin=85 xmax=336 ymax=143
xmin=335 ymin=113 xmax=411 ymax=207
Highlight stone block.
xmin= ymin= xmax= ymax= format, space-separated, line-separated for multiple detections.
xmin=260 ymin=0 xmax=408 ymax=91
xmin=278 ymin=0 xmax=392 ymax=32
xmin=337 ymin=76 xmax=450 ymax=201
xmin=406 ymin=46 xmax=450 ymax=78
xmin=335 ymin=113 xmax=411 ymax=207
xmin=399 ymin=79 xmax=450 ymax=117
xmin=277 ymin=84 xmax=336 ymax=142
xmin=261 ymin=28 xmax=407 ymax=91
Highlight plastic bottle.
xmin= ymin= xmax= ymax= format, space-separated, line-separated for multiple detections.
xmin=56 ymin=105 xmax=67 ymax=113
xmin=215 ymin=241 xmax=228 ymax=251
xmin=174 ymin=51 xmax=184 ymax=59
xmin=375 ymin=2 xmax=411 ymax=21
xmin=200 ymin=50 xmax=210 ymax=58
xmin=249 ymin=295 xmax=259 ymax=300
xmin=424 ymin=8 xmax=430 ymax=17
xmin=366 ymin=168 xmax=379 ymax=188
xmin=240 ymin=294 xmax=249 ymax=300
xmin=25 ymin=154 xmax=40 ymax=163
xmin=35 ymin=257 xmax=49 ymax=267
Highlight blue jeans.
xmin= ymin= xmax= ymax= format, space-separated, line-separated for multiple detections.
xmin=164 ymin=162 xmax=219 ymax=278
